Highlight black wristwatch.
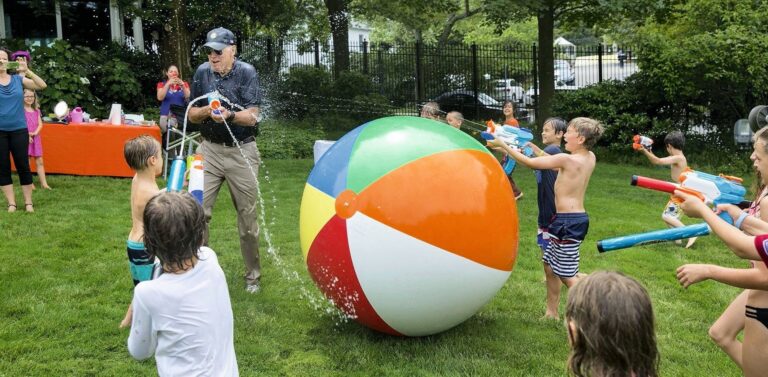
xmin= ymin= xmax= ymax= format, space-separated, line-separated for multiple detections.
xmin=226 ymin=111 xmax=236 ymax=122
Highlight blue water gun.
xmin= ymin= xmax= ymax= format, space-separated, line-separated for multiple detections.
xmin=597 ymin=169 xmax=746 ymax=252
xmin=481 ymin=121 xmax=534 ymax=174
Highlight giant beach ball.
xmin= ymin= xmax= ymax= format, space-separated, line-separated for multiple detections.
xmin=299 ymin=116 xmax=518 ymax=336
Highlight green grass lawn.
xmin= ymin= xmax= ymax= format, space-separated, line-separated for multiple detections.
xmin=0 ymin=158 xmax=748 ymax=376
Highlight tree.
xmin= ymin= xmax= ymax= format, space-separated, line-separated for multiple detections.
xmin=483 ymin=0 xmax=660 ymax=127
xmin=352 ymin=0 xmax=485 ymax=48
xmin=117 ymin=0 xmax=303 ymax=78
xmin=325 ymin=0 xmax=351 ymax=77
xmin=632 ymin=0 xmax=768 ymax=125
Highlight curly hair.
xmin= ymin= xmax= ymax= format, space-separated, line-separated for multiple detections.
xmin=143 ymin=192 xmax=207 ymax=273
xmin=566 ymin=271 xmax=659 ymax=377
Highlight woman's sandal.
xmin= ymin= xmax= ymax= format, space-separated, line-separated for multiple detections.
xmin=25 ymin=203 xmax=34 ymax=213
xmin=7 ymin=204 xmax=16 ymax=213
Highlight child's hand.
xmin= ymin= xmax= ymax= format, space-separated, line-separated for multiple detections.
xmin=676 ymin=264 xmax=711 ymax=288
xmin=526 ymin=142 xmax=542 ymax=156
xmin=487 ymin=137 xmax=505 ymax=149
xmin=714 ymin=204 xmax=743 ymax=220
xmin=674 ymin=190 xmax=708 ymax=218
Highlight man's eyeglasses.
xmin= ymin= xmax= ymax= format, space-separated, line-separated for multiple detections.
xmin=205 ymin=48 xmax=224 ymax=56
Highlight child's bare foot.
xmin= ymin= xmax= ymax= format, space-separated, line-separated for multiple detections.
xmin=685 ymin=237 xmax=698 ymax=249
xmin=543 ymin=311 xmax=559 ymax=320
xmin=41 ymin=184 xmax=52 ymax=190
xmin=120 ymin=305 xmax=133 ymax=329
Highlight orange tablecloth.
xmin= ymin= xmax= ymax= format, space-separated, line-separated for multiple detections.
xmin=23 ymin=122 xmax=161 ymax=178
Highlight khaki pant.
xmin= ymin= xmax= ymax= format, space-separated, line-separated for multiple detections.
xmin=200 ymin=140 xmax=261 ymax=285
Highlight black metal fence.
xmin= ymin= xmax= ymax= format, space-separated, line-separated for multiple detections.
xmin=240 ymin=38 xmax=639 ymax=122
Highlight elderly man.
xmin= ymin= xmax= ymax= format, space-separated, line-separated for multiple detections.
xmin=188 ymin=27 xmax=263 ymax=293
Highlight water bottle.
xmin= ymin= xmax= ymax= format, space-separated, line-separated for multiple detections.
xmin=167 ymin=156 xmax=186 ymax=192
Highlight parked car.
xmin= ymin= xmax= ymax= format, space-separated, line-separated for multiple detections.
xmin=432 ymin=90 xmax=503 ymax=121
xmin=554 ymin=59 xmax=575 ymax=86
xmin=492 ymin=79 xmax=525 ymax=103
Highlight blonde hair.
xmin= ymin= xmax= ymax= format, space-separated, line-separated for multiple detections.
xmin=566 ymin=271 xmax=658 ymax=377
xmin=569 ymin=117 xmax=604 ymax=150
xmin=124 ymin=135 xmax=160 ymax=171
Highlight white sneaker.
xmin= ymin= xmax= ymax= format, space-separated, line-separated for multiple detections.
xmin=246 ymin=282 xmax=261 ymax=294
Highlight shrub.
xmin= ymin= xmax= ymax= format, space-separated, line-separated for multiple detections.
xmin=28 ymin=40 xmax=99 ymax=117
xmin=553 ymin=72 xmax=753 ymax=174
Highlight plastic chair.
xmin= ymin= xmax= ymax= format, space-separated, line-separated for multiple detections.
xmin=163 ymin=121 xmax=202 ymax=179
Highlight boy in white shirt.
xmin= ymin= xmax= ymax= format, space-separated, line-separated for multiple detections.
xmin=127 ymin=192 xmax=238 ymax=377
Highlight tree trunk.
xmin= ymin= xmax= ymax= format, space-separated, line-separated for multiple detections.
xmin=324 ymin=0 xmax=350 ymax=77
xmin=537 ymin=9 xmax=555 ymax=130
xmin=437 ymin=2 xmax=482 ymax=49
xmin=160 ymin=1 xmax=192 ymax=79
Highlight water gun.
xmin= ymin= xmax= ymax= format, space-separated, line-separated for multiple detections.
xmin=597 ymin=169 xmax=745 ymax=252
xmin=632 ymin=135 xmax=653 ymax=151
xmin=188 ymin=154 xmax=204 ymax=205
xmin=481 ymin=120 xmax=534 ymax=174
xmin=209 ymin=93 xmax=222 ymax=117
xmin=632 ymin=169 xmax=745 ymax=207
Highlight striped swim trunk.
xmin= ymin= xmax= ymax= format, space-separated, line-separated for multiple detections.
xmin=542 ymin=212 xmax=589 ymax=278
xmin=127 ymin=240 xmax=156 ymax=286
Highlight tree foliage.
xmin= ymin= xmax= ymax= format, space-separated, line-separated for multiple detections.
xmin=116 ymin=0 xmax=306 ymax=78
xmin=632 ymin=0 xmax=768 ymax=124
xmin=352 ymin=0 xmax=486 ymax=46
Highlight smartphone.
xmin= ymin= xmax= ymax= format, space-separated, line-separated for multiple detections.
xmin=4 ymin=61 xmax=19 ymax=70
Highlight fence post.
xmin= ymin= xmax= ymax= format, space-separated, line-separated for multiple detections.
xmin=532 ymin=43 xmax=539 ymax=123
xmin=598 ymin=44 xmax=603 ymax=83
xmin=377 ymin=45 xmax=384 ymax=95
xmin=471 ymin=43 xmax=479 ymax=118
xmin=314 ymin=39 xmax=321 ymax=68
xmin=415 ymin=42 xmax=424 ymax=106
xmin=362 ymin=40 xmax=369 ymax=74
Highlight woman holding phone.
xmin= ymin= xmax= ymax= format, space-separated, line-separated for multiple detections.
xmin=0 ymin=47 xmax=46 ymax=212
xmin=157 ymin=65 xmax=190 ymax=135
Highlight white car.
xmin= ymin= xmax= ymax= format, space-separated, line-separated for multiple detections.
xmin=492 ymin=79 xmax=525 ymax=103
xmin=522 ymin=82 xmax=578 ymax=107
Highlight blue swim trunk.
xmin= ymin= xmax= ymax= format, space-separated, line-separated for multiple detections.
xmin=127 ymin=240 xmax=155 ymax=286
xmin=542 ymin=213 xmax=589 ymax=278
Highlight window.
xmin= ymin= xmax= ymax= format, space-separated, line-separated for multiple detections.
xmin=3 ymin=0 xmax=56 ymax=45
xmin=60 ymin=0 xmax=111 ymax=49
